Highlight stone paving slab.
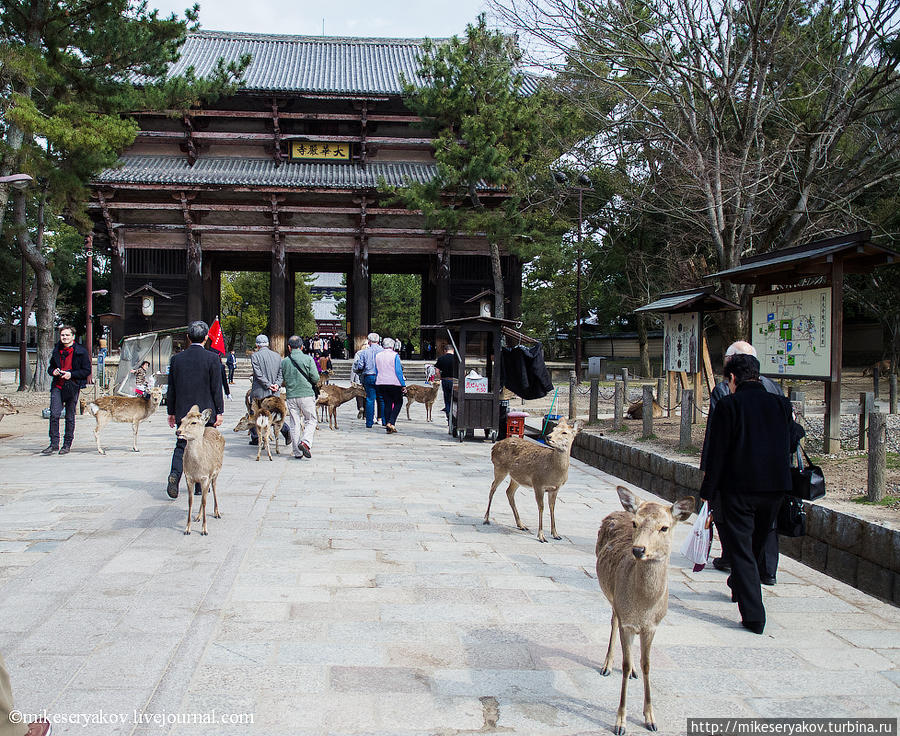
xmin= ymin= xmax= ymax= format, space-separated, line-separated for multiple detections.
xmin=0 ymin=379 xmax=897 ymax=735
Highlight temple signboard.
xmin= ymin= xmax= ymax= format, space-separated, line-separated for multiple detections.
xmin=290 ymin=142 xmax=350 ymax=160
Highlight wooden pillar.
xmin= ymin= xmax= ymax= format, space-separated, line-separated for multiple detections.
xmin=351 ymin=236 xmax=370 ymax=352
xmin=202 ymin=255 xmax=219 ymax=325
xmin=270 ymin=235 xmax=286 ymax=355
xmin=824 ymin=257 xmax=844 ymax=453
xmin=436 ymin=238 xmax=451 ymax=323
xmin=187 ymin=233 xmax=202 ymax=322
xmin=110 ymin=229 xmax=125 ymax=345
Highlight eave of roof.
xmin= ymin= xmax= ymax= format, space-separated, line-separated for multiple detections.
xmin=633 ymin=287 xmax=741 ymax=314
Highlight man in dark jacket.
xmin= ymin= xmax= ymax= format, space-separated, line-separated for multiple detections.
xmin=42 ymin=325 xmax=91 ymax=455
xmin=166 ymin=321 xmax=224 ymax=499
xmin=700 ymin=354 xmax=793 ymax=634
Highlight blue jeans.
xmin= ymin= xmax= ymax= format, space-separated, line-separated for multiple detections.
xmin=362 ymin=374 xmax=384 ymax=427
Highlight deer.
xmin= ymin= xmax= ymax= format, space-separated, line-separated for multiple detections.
xmin=176 ymin=405 xmax=225 ymax=536
xmin=316 ymin=383 xmax=365 ymax=430
xmin=87 ymin=386 xmax=163 ymax=455
xmin=484 ymin=417 xmax=583 ymax=542
xmin=625 ymin=399 xmax=664 ymax=420
xmin=234 ymin=405 xmax=275 ymax=461
xmin=404 ymin=376 xmax=441 ymax=421
xmin=315 ymin=372 xmax=334 ymax=422
xmin=0 ymin=396 xmax=19 ymax=422
xmin=596 ymin=486 xmax=695 ymax=735
xmin=862 ymin=359 xmax=895 ymax=377
xmin=236 ymin=391 xmax=287 ymax=455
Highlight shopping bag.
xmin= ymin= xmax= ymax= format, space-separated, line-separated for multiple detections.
xmin=680 ymin=501 xmax=712 ymax=571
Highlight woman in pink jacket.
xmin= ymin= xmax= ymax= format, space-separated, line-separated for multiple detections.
xmin=374 ymin=337 xmax=406 ymax=433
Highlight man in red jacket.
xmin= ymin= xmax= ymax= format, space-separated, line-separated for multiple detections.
xmin=42 ymin=325 xmax=91 ymax=456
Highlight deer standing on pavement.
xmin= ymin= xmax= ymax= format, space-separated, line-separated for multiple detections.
xmin=404 ymin=376 xmax=440 ymax=421
xmin=233 ymin=405 xmax=276 ymax=461
xmin=316 ymin=383 xmax=365 ymax=430
xmin=176 ymin=405 xmax=225 ymax=536
xmin=236 ymin=391 xmax=287 ymax=455
xmin=87 ymin=386 xmax=163 ymax=454
xmin=484 ymin=417 xmax=583 ymax=542
xmin=596 ymin=486 xmax=694 ymax=734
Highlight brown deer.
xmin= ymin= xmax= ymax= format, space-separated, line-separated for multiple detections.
xmin=233 ymin=405 xmax=275 ymax=461
xmin=0 ymin=396 xmax=19 ymax=422
xmin=176 ymin=405 xmax=225 ymax=536
xmin=625 ymin=399 xmax=663 ymax=420
xmin=862 ymin=359 xmax=895 ymax=377
xmin=484 ymin=417 xmax=583 ymax=542
xmin=237 ymin=391 xmax=287 ymax=455
xmin=316 ymin=383 xmax=365 ymax=430
xmin=315 ymin=372 xmax=334 ymax=422
xmin=404 ymin=377 xmax=440 ymax=421
xmin=87 ymin=387 xmax=163 ymax=455
xmin=596 ymin=486 xmax=694 ymax=735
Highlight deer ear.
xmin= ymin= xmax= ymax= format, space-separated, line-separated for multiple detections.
xmin=616 ymin=486 xmax=641 ymax=514
xmin=671 ymin=496 xmax=696 ymax=521
xmin=200 ymin=408 xmax=212 ymax=425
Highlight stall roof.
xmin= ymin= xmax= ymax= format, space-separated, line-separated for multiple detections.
xmin=421 ymin=316 xmax=539 ymax=345
xmin=633 ymin=287 xmax=741 ymax=314
xmin=704 ymin=230 xmax=898 ymax=284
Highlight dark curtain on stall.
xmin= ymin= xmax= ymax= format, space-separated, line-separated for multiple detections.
xmin=501 ymin=343 xmax=553 ymax=400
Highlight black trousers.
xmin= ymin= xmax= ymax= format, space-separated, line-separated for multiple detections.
xmin=49 ymin=385 xmax=79 ymax=448
xmin=377 ymin=385 xmax=403 ymax=426
xmin=714 ymin=504 xmax=779 ymax=578
xmin=718 ymin=491 xmax=783 ymax=625
xmin=441 ymin=378 xmax=454 ymax=416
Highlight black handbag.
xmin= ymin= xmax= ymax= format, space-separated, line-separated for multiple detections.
xmin=777 ymin=495 xmax=807 ymax=537
xmin=791 ymin=446 xmax=825 ymax=501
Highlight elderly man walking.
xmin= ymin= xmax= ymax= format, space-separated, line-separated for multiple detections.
xmin=352 ymin=332 xmax=384 ymax=428
xmin=248 ymin=334 xmax=289 ymax=446
xmin=281 ymin=335 xmax=320 ymax=458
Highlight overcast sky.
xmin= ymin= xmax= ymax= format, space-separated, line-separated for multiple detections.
xmin=149 ymin=0 xmax=494 ymax=39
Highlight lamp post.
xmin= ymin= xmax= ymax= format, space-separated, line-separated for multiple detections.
xmin=1 ymin=174 xmax=35 ymax=390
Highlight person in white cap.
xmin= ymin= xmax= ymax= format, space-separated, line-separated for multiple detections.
xmin=248 ymin=334 xmax=288 ymax=446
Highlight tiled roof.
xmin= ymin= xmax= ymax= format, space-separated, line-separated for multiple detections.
xmin=95 ymin=156 xmax=439 ymax=188
xmin=164 ymin=30 xmax=542 ymax=95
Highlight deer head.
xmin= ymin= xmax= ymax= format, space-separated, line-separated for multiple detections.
xmin=177 ymin=405 xmax=212 ymax=442
xmin=616 ymin=486 xmax=694 ymax=561
xmin=546 ymin=417 xmax=583 ymax=451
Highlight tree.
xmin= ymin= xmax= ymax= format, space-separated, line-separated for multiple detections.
xmin=391 ymin=15 xmax=571 ymax=320
xmin=294 ymin=273 xmax=317 ymax=338
xmin=371 ymin=274 xmax=421 ymax=351
xmin=1 ymin=0 xmax=246 ymax=389
xmin=493 ymin=0 xmax=900 ymax=342
xmin=220 ymin=272 xmax=269 ymax=353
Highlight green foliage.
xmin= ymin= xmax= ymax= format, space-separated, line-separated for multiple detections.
xmin=294 ymin=273 xmax=317 ymax=338
xmin=852 ymin=494 xmax=900 ymax=507
xmin=371 ymin=274 xmax=421 ymax=350
xmin=220 ymin=272 xmax=269 ymax=353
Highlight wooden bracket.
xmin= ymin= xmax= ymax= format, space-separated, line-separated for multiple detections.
xmin=182 ymin=115 xmax=198 ymax=166
xmin=272 ymin=99 xmax=283 ymax=167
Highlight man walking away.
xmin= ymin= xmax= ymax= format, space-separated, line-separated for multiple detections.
xmin=434 ymin=343 xmax=459 ymax=422
xmin=226 ymin=350 xmax=236 ymax=383
xmin=353 ymin=332 xmax=384 ymax=428
xmin=282 ymin=336 xmax=320 ymax=458
xmin=42 ymin=325 xmax=91 ymax=455
xmin=165 ymin=321 xmax=224 ymax=499
xmin=249 ymin=334 xmax=288 ymax=446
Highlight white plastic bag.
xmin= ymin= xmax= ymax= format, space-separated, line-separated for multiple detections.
xmin=680 ymin=501 xmax=712 ymax=570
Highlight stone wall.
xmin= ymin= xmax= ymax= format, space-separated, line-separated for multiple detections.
xmin=572 ymin=430 xmax=900 ymax=606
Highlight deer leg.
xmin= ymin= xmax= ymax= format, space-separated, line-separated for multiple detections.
xmin=256 ymin=436 xmax=262 ymax=461
xmin=505 ymin=480 xmax=527 ymax=531
xmin=426 ymin=402 xmax=432 ymax=421
xmin=615 ymin=626 xmax=635 ymax=735
xmin=185 ymin=477 xmax=194 ymax=535
xmin=94 ymin=415 xmax=106 ymax=455
xmin=534 ymin=488 xmax=548 ymax=542
xmin=406 ymin=399 xmax=411 ymax=420
xmin=211 ymin=474 xmax=221 ymax=518
xmin=640 ymin=628 xmax=657 ymax=731
xmin=548 ymin=488 xmax=561 ymax=539
xmin=266 ymin=430 xmax=273 ymax=461
xmin=484 ymin=468 xmax=506 ymax=524
xmin=200 ymin=481 xmax=209 ymax=535
xmin=132 ymin=421 xmax=140 ymax=452
xmin=600 ymin=611 xmax=618 ymax=675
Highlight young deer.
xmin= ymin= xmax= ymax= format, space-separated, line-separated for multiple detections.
xmin=88 ymin=386 xmax=163 ymax=455
xmin=237 ymin=392 xmax=287 ymax=455
xmin=484 ymin=417 xmax=583 ymax=542
xmin=596 ymin=486 xmax=694 ymax=735
xmin=404 ymin=377 xmax=440 ymax=421
xmin=0 ymin=396 xmax=19 ymax=422
xmin=234 ymin=406 xmax=275 ymax=461
xmin=176 ymin=405 xmax=225 ymax=536
xmin=316 ymin=383 xmax=365 ymax=430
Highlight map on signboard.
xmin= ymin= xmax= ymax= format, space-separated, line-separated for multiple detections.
xmin=663 ymin=312 xmax=699 ymax=373
xmin=750 ymin=287 xmax=831 ymax=378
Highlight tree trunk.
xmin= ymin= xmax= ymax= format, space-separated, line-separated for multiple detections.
xmin=13 ymin=189 xmax=58 ymax=391
xmin=636 ymin=313 xmax=651 ymax=378
xmin=489 ymin=241 xmax=505 ymax=320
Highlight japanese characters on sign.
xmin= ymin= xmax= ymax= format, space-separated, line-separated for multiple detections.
xmin=290 ymin=142 xmax=350 ymax=160
xmin=663 ymin=312 xmax=699 ymax=374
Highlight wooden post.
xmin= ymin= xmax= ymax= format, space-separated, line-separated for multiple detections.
xmin=589 ymin=378 xmax=599 ymax=425
xmin=110 ymin=229 xmax=125 ymax=344
xmin=873 ymin=364 xmax=880 ymax=400
xmin=568 ymin=370 xmax=577 ymax=420
xmin=692 ymin=371 xmax=702 ymax=424
xmin=350 ymin=238 xmax=370 ymax=353
xmin=656 ymin=378 xmax=664 ymax=405
xmin=269 ymin=236 xmax=286 ymax=355
xmin=680 ymin=389 xmax=693 ymax=450
xmin=890 ymin=374 xmax=897 ymax=414
xmin=642 ymin=384 xmax=654 ymax=439
xmin=858 ymin=391 xmax=873 ymax=451
xmin=824 ymin=256 xmax=844 ymax=454
xmin=613 ymin=380 xmax=624 ymax=429
xmin=621 ymin=367 xmax=629 ymax=396
xmin=867 ymin=412 xmax=886 ymax=502
xmin=667 ymin=371 xmax=676 ymax=418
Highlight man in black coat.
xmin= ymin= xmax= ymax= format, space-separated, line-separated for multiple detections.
xmin=165 ymin=321 xmax=224 ymax=499
xmin=700 ymin=354 xmax=793 ymax=634
xmin=42 ymin=325 xmax=92 ymax=455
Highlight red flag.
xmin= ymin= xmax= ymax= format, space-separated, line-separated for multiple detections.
xmin=208 ymin=317 xmax=225 ymax=355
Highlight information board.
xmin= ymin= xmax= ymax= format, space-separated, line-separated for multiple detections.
xmin=663 ymin=312 xmax=699 ymax=373
xmin=751 ymin=287 xmax=831 ymax=378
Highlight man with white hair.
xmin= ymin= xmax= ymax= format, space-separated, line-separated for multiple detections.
xmin=702 ymin=339 xmax=783 ymax=584
xmin=352 ymin=332 xmax=384 ymax=428
xmin=248 ymin=334 xmax=288 ymax=446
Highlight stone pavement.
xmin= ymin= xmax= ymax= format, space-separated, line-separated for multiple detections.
xmin=0 ymin=380 xmax=897 ymax=736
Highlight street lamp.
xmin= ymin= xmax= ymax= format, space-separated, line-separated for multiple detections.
xmin=2 ymin=174 xmax=35 ymax=391
xmin=554 ymin=171 xmax=593 ymax=382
